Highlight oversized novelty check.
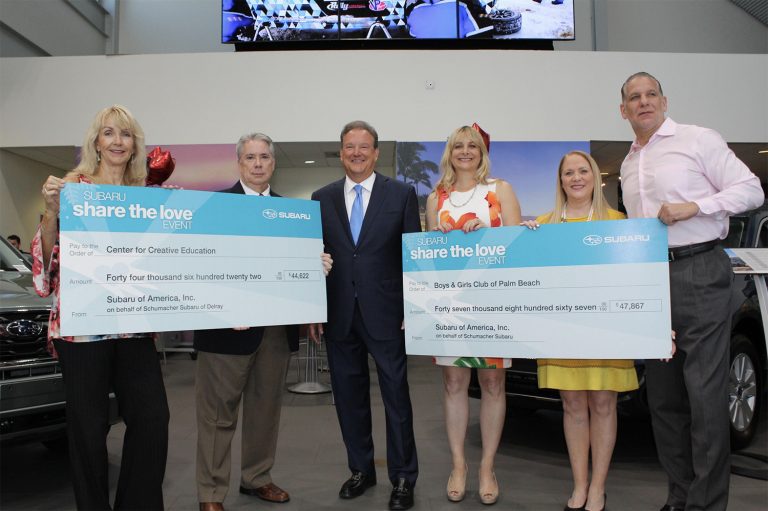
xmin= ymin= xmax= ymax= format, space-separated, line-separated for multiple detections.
xmin=402 ymin=219 xmax=671 ymax=359
xmin=59 ymin=184 xmax=326 ymax=336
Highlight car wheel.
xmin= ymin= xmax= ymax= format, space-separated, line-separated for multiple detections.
xmin=729 ymin=333 xmax=762 ymax=450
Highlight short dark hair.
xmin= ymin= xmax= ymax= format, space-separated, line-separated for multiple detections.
xmin=340 ymin=121 xmax=379 ymax=149
xmin=7 ymin=234 xmax=20 ymax=244
xmin=621 ymin=72 xmax=664 ymax=100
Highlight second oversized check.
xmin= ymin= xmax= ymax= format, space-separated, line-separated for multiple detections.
xmin=402 ymin=219 xmax=672 ymax=359
xmin=59 ymin=184 xmax=326 ymax=337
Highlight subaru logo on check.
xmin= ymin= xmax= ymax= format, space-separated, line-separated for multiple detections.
xmin=262 ymin=209 xmax=278 ymax=220
xmin=7 ymin=319 xmax=43 ymax=339
xmin=583 ymin=235 xmax=603 ymax=246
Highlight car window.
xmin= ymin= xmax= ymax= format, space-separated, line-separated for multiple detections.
xmin=725 ymin=217 xmax=747 ymax=248
xmin=757 ymin=218 xmax=768 ymax=249
xmin=0 ymin=238 xmax=31 ymax=272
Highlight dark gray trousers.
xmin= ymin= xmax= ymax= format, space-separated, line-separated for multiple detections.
xmin=646 ymin=246 xmax=732 ymax=511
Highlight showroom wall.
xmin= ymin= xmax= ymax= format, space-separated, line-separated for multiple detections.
xmin=0 ymin=0 xmax=766 ymax=241
xmin=114 ymin=0 xmax=768 ymax=55
xmin=1 ymin=49 xmax=765 ymax=240
xmin=0 ymin=151 xmax=60 ymax=247
xmin=3 ymin=1 xmax=765 ymax=58
xmin=1 ymin=51 xmax=764 ymax=145
xmin=0 ymin=0 xmax=114 ymax=57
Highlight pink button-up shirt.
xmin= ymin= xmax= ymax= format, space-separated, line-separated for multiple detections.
xmin=620 ymin=118 xmax=764 ymax=247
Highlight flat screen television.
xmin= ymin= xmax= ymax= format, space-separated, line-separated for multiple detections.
xmin=222 ymin=0 xmax=574 ymax=48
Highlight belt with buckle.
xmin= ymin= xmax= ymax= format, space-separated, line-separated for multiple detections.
xmin=668 ymin=239 xmax=720 ymax=262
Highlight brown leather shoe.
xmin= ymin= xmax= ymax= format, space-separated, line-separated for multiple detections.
xmin=199 ymin=503 xmax=224 ymax=511
xmin=239 ymin=482 xmax=290 ymax=503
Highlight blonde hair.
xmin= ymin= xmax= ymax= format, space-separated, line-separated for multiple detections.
xmin=545 ymin=150 xmax=610 ymax=224
xmin=435 ymin=126 xmax=491 ymax=192
xmin=71 ymin=105 xmax=147 ymax=187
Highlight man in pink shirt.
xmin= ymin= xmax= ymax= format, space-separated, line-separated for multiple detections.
xmin=619 ymin=72 xmax=763 ymax=511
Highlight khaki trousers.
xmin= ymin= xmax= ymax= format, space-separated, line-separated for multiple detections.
xmin=195 ymin=327 xmax=291 ymax=502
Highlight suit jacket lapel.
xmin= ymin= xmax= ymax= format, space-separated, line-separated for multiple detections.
xmin=228 ymin=181 xmax=278 ymax=197
xmin=223 ymin=181 xmax=246 ymax=195
xmin=330 ymin=179 xmax=355 ymax=245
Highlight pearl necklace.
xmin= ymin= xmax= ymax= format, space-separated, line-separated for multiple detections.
xmin=561 ymin=202 xmax=593 ymax=222
xmin=448 ymin=185 xmax=478 ymax=208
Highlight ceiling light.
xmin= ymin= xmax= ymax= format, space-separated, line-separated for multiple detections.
xmin=601 ymin=183 xmax=606 ymax=187
xmin=600 ymin=172 xmax=609 ymax=175
xmin=304 ymin=160 xmax=315 ymax=164
xmin=759 ymin=150 xmax=768 ymax=154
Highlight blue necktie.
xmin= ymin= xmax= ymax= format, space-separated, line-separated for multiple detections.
xmin=350 ymin=184 xmax=363 ymax=245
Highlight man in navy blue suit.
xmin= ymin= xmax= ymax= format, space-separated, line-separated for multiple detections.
xmin=310 ymin=121 xmax=421 ymax=510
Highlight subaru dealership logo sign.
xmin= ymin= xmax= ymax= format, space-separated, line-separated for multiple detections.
xmin=583 ymin=235 xmax=603 ymax=246
xmin=262 ymin=209 xmax=278 ymax=220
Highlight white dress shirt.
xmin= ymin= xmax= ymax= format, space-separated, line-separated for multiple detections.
xmin=620 ymin=118 xmax=764 ymax=247
xmin=344 ymin=173 xmax=376 ymax=220
xmin=240 ymin=181 xmax=271 ymax=196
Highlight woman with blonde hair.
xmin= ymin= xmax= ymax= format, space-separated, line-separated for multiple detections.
xmin=33 ymin=105 xmax=169 ymax=510
xmin=523 ymin=150 xmax=638 ymax=511
xmin=425 ymin=125 xmax=521 ymax=505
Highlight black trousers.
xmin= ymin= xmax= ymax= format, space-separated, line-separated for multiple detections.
xmin=646 ymin=247 xmax=732 ymax=511
xmin=326 ymin=301 xmax=418 ymax=486
xmin=55 ymin=338 xmax=170 ymax=511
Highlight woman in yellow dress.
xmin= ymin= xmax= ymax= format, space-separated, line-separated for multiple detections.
xmin=523 ymin=151 xmax=638 ymax=511
xmin=425 ymin=126 xmax=521 ymax=505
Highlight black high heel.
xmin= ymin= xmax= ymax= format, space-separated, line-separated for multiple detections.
xmin=564 ymin=496 xmax=586 ymax=511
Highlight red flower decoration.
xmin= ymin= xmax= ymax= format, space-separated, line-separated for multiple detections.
xmin=471 ymin=123 xmax=490 ymax=152
xmin=145 ymin=146 xmax=176 ymax=186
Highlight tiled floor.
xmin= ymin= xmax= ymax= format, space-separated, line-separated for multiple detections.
xmin=2 ymin=353 xmax=766 ymax=510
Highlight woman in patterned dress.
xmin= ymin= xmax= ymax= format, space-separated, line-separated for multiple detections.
xmin=523 ymin=151 xmax=638 ymax=511
xmin=424 ymin=126 xmax=521 ymax=505
xmin=34 ymin=105 xmax=169 ymax=510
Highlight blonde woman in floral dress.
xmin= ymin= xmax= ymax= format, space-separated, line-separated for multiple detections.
xmin=34 ymin=105 xmax=169 ymax=510
xmin=425 ymin=126 xmax=521 ymax=505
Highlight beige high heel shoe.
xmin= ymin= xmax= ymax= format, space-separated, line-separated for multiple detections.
xmin=446 ymin=464 xmax=467 ymax=502
xmin=478 ymin=472 xmax=499 ymax=505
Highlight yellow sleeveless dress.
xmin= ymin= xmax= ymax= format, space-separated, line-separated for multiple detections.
xmin=536 ymin=209 xmax=639 ymax=391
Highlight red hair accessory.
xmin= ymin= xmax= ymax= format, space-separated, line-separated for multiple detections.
xmin=471 ymin=123 xmax=490 ymax=152
xmin=145 ymin=146 xmax=176 ymax=186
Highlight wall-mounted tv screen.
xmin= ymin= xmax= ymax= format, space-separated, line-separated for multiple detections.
xmin=222 ymin=0 xmax=574 ymax=45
